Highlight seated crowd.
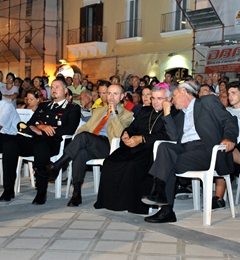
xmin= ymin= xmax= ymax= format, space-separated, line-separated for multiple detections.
xmin=0 ymin=69 xmax=239 ymax=225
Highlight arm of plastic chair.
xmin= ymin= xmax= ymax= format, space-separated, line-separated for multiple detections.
xmin=153 ymin=140 xmax=177 ymax=161
xmin=109 ymin=137 xmax=120 ymax=154
xmin=209 ymin=144 xmax=226 ymax=172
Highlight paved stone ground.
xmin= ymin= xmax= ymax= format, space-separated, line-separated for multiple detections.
xmin=0 ymin=171 xmax=240 ymax=260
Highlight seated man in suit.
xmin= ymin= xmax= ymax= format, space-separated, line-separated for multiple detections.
xmin=94 ymin=86 xmax=179 ymax=214
xmin=142 ymin=82 xmax=238 ymax=223
xmin=43 ymin=84 xmax=133 ymax=207
xmin=0 ymin=78 xmax=81 ymax=204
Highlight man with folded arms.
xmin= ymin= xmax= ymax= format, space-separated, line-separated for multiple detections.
xmin=0 ymin=78 xmax=80 ymax=204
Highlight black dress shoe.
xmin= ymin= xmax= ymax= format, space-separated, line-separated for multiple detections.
xmin=34 ymin=163 xmax=59 ymax=181
xmin=141 ymin=193 xmax=168 ymax=206
xmin=144 ymin=210 xmax=177 ymax=223
xmin=0 ymin=189 xmax=15 ymax=202
xmin=67 ymin=192 xmax=82 ymax=207
xmin=32 ymin=190 xmax=47 ymax=205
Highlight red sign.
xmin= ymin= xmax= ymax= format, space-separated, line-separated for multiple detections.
xmin=205 ymin=45 xmax=240 ymax=73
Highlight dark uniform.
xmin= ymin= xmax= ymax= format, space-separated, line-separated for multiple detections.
xmin=2 ymin=100 xmax=80 ymax=195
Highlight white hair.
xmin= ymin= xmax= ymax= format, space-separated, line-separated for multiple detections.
xmin=178 ymin=82 xmax=197 ymax=96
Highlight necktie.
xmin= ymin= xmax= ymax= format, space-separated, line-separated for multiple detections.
xmin=52 ymin=103 xmax=58 ymax=109
xmin=93 ymin=108 xmax=111 ymax=135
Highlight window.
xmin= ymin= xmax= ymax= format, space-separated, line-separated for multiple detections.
xmin=175 ymin=0 xmax=188 ymax=30
xmin=26 ymin=0 xmax=33 ymax=17
xmin=80 ymin=3 xmax=103 ymax=43
xmin=126 ymin=0 xmax=140 ymax=37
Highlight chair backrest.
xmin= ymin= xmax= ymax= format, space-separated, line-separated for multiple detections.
xmin=16 ymin=109 xmax=34 ymax=123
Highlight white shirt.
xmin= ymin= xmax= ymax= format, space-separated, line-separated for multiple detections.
xmin=0 ymin=85 xmax=19 ymax=108
xmin=0 ymin=100 xmax=20 ymax=135
xmin=181 ymin=98 xmax=201 ymax=144
xmin=227 ymin=107 xmax=240 ymax=143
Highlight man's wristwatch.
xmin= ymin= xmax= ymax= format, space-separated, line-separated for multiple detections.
xmin=142 ymin=135 xmax=146 ymax=143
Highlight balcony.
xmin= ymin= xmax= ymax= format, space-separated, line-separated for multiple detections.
xmin=66 ymin=26 xmax=107 ymax=59
xmin=116 ymin=19 xmax=142 ymax=43
xmin=160 ymin=11 xmax=192 ymax=37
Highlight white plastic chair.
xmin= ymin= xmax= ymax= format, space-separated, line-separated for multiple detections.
xmin=235 ymin=177 xmax=240 ymax=205
xmin=16 ymin=108 xmax=34 ymax=122
xmin=153 ymin=140 xmax=235 ymax=226
xmin=15 ymin=119 xmax=84 ymax=198
xmin=0 ymin=153 xmax=2 ymax=185
xmin=15 ymin=135 xmax=73 ymax=198
xmin=65 ymin=137 xmax=120 ymax=197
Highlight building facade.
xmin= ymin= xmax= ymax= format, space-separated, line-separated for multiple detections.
xmin=0 ymin=0 xmax=62 ymax=82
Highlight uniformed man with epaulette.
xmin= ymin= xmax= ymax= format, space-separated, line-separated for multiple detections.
xmin=0 ymin=78 xmax=81 ymax=204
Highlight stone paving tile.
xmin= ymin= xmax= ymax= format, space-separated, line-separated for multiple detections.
xmin=38 ymin=251 xmax=82 ymax=260
xmin=61 ymin=229 xmax=98 ymax=239
xmin=20 ymin=228 xmax=58 ymax=237
xmin=49 ymin=239 xmax=90 ymax=251
xmin=31 ymin=219 xmax=68 ymax=228
xmin=6 ymin=238 xmax=48 ymax=249
xmin=136 ymin=257 xmax=179 ymax=260
xmin=93 ymin=241 xmax=134 ymax=253
xmin=139 ymin=242 xmax=177 ymax=255
xmin=101 ymin=230 xmax=137 ymax=241
xmin=0 ymin=218 xmax=33 ymax=227
xmin=0 ymin=250 xmax=36 ymax=260
xmin=0 ymin=238 xmax=6 ymax=245
xmin=142 ymin=232 xmax=177 ymax=242
xmin=40 ymin=212 xmax=75 ymax=220
xmin=77 ymin=212 xmax=107 ymax=221
xmin=69 ymin=220 xmax=105 ymax=229
xmin=0 ymin=227 xmax=21 ymax=237
xmin=185 ymin=244 xmax=225 ymax=257
xmin=107 ymin=221 xmax=139 ymax=230
xmin=88 ymin=253 xmax=129 ymax=260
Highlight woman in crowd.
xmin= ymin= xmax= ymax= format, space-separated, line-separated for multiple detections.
xmin=219 ymin=80 xmax=228 ymax=94
xmin=0 ymin=72 xmax=18 ymax=108
xmin=132 ymin=85 xmax=152 ymax=116
xmin=19 ymin=89 xmax=43 ymax=111
xmin=26 ymin=90 xmax=44 ymax=111
xmin=32 ymin=76 xmax=47 ymax=99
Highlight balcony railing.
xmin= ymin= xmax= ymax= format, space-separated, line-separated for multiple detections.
xmin=160 ymin=11 xmax=191 ymax=33
xmin=67 ymin=26 xmax=107 ymax=45
xmin=116 ymin=19 xmax=142 ymax=40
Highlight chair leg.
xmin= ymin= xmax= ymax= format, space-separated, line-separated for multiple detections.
xmin=0 ymin=159 xmax=3 ymax=185
xmin=93 ymin=166 xmax=101 ymax=193
xmin=202 ymin=176 xmax=213 ymax=226
xmin=65 ymin=162 xmax=72 ymax=198
xmin=192 ymin=179 xmax=200 ymax=210
xmin=15 ymin=157 xmax=23 ymax=194
xmin=28 ymin=162 xmax=35 ymax=188
xmin=55 ymin=169 xmax=62 ymax=199
xmin=224 ymin=175 xmax=236 ymax=218
xmin=235 ymin=176 xmax=240 ymax=205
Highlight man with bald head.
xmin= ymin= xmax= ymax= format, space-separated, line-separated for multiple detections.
xmin=44 ymin=84 xmax=133 ymax=206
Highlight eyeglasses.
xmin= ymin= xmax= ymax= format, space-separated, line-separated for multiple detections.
xmin=142 ymin=93 xmax=151 ymax=96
